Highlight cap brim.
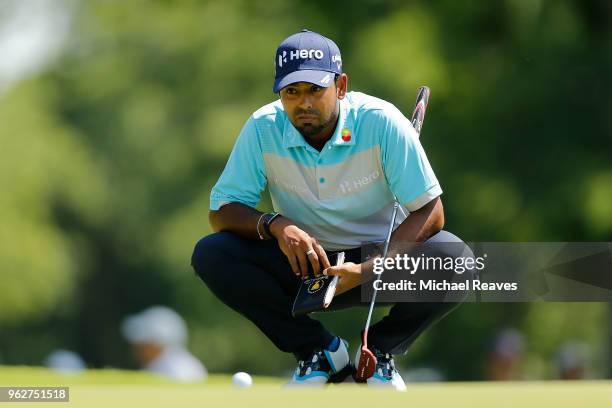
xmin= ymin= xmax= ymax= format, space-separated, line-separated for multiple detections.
xmin=273 ymin=70 xmax=335 ymax=93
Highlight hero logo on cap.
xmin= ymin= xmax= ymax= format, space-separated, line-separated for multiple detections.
xmin=273 ymin=29 xmax=343 ymax=93
xmin=278 ymin=49 xmax=325 ymax=68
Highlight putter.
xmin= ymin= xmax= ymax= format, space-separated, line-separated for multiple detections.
xmin=355 ymin=86 xmax=430 ymax=382
xmin=355 ymin=201 xmax=399 ymax=381
xmin=410 ymin=86 xmax=430 ymax=135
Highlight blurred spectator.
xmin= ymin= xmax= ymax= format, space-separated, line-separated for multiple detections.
xmin=486 ymin=328 xmax=524 ymax=381
xmin=121 ymin=306 xmax=207 ymax=382
xmin=556 ymin=342 xmax=589 ymax=380
xmin=44 ymin=349 xmax=86 ymax=375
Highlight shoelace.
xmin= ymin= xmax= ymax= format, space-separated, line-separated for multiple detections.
xmin=372 ymin=348 xmax=396 ymax=380
xmin=296 ymin=350 xmax=330 ymax=377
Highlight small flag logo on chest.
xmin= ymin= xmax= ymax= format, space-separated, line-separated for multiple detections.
xmin=341 ymin=128 xmax=351 ymax=142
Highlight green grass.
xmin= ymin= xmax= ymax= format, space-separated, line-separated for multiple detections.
xmin=1 ymin=366 xmax=611 ymax=408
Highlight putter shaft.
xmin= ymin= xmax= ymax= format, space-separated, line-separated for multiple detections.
xmin=363 ymin=201 xmax=399 ymax=333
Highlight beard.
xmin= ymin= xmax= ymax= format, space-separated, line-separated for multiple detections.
xmin=296 ymin=122 xmax=326 ymax=138
xmin=293 ymin=105 xmax=338 ymax=138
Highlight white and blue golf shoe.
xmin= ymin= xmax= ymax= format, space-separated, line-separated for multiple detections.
xmin=285 ymin=337 xmax=352 ymax=387
xmin=355 ymin=346 xmax=407 ymax=391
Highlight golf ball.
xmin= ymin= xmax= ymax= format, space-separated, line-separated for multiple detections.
xmin=232 ymin=372 xmax=253 ymax=388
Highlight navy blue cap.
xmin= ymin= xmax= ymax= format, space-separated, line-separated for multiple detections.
xmin=273 ymin=29 xmax=342 ymax=93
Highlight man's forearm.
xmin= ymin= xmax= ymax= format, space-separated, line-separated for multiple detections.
xmin=209 ymin=203 xmax=268 ymax=240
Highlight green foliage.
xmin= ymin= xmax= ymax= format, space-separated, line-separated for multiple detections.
xmin=0 ymin=81 xmax=109 ymax=324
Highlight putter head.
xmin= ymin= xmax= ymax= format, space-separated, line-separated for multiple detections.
xmin=355 ymin=346 xmax=377 ymax=382
xmin=355 ymin=330 xmax=377 ymax=382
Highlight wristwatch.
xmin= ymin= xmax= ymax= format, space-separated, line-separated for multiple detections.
xmin=263 ymin=212 xmax=282 ymax=238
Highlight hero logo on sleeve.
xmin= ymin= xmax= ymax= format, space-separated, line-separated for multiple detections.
xmin=277 ymin=49 xmax=325 ymax=68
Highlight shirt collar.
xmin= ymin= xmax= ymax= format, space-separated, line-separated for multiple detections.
xmin=282 ymin=97 xmax=354 ymax=148
xmin=282 ymin=119 xmax=309 ymax=148
xmin=330 ymin=97 xmax=354 ymax=146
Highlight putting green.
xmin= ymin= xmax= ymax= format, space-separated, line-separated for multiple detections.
xmin=1 ymin=366 xmax=611 ymax=408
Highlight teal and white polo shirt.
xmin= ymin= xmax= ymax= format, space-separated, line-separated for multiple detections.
xmin=210 ymin=91 xmax=442 ymax=250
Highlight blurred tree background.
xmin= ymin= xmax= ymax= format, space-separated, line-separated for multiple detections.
xmin=0 ymin=0 xmax=611 ymax=380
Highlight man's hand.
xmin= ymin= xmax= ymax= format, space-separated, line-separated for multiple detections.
xmin=323 ymin=262 xmax=361 ymax=295
xmin=269 ymin=217 xmax=331 ymax=279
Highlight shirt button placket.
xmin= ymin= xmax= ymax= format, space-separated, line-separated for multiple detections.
xmin=315 ymin=156 xmax=326 ymax=198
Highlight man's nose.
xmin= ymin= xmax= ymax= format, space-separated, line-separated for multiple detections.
xmin=298 ymin=93 xmax=314 ymax=109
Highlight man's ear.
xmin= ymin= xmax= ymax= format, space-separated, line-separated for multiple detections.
xmin=336 ymin=73 xmax=348 ymax=99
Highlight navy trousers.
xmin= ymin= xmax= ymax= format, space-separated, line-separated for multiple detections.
xmin=191 ymin=230 xmax=470 ymax=360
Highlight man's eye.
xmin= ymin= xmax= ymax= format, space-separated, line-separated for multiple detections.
xmin=285 ymin=88 xmax=297 ymax=95
xmin=312 ymin=86 xmax=323 ymax=92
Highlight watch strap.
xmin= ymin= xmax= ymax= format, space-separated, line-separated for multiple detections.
xmin=264 ymin=212 xmax=281 ymax=238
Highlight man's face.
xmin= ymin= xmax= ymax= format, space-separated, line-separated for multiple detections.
xmin=279 ymin=81 xmax=340 ymax=139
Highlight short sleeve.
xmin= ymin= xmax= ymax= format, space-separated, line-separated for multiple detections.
xmin=209 ymin=117 xmax=267 ymax=210
xmin=378 ymin=108 xmax=442 ymax=211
